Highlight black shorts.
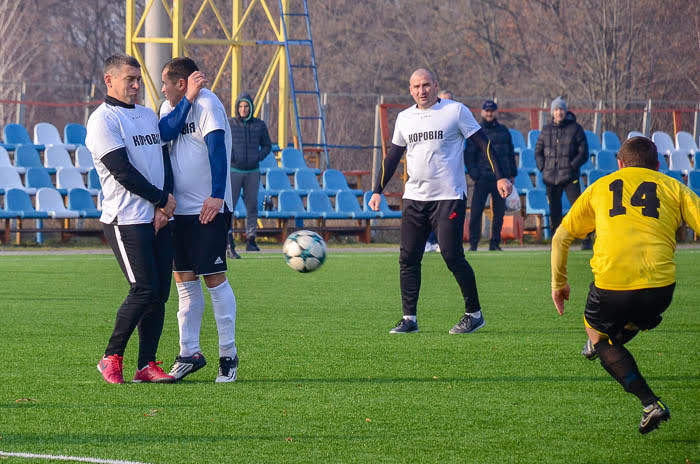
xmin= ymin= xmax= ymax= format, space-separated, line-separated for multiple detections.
xmin=583 ymin=282 xmax=675 ymax=342
xmin=173 ymin=212 xmax=231 ymax=276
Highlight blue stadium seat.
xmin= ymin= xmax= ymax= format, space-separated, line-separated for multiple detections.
xmin=87 ymin=168 xmax=101 ymax=191
xmin=258 ymin=153 xmax=288 ymax=174
xmin=587 ymin=169 xmax=612 ymax=186
xmin=652 ymin=131 xmax=675 ymax=155
xmin=585 ymin=130 xmax=602 ymax=155
xmin=264 ymin=169 xmax=293 ymax=195
xmin=5 ymin=188 xmax=49 ymax=218
xmin=602 ymin=131 xmax=621 ymax=152
xmin=595 ymin=150 xmax=618 ymax=171
xmin=335 ymin=191 xmax=377 ymax=219
xmin=261 ymin=190 xmax=316 ymax=219
xmin=322 ymin=169 xmax=362 ymax=196
xmin=518 ymin=148 xmax=537 ymax=173
xmin=525 ymin=189 xmax=550 ymax=239
xmin=362 ymin=191 xmax=401 ymax=218
xmin=513 ymin=170 xmax=534 ymax=194
xmin=64 ymin=123 xmax=86 ymax=146
xmin=657 ymin=153 xmax=669 ymax=171
xmin=668 ymin=149 xmax=692 ymax=175
xmin=688 ymin=171 xmax=700 ymax=190
xmin=294 ymin=169 xmax=333 ymax=196
xmin=663 ymin=170 xmax=684 ymax=184
xmin=26 ymin=167 xmax=66 ymax=195
xmin=307 ymin=190 xmax=345 ymax=219
xmin=233 ymin=196 xmax=246 ymax=218
xmin=509 ymin=128 xmax=526 ymax=153
xmin=3 ymin=123 xmax=45 ymax=151
xmin=534 ymin=170 xmax=545 ymax=190
xmin=67 ymin=188 xmax=101 ymax=218
xmin=627 ymin=131 xmax=644 ymax=140
xmin=527 ymin=130 xmax=540 ymax=149
xmin=16 ymin=145 xmax=54 ymax=174
xmin=37 ymin=188 xmax=80 ymax=218
xmin=280 ymin=147 xmax=320 ymax=174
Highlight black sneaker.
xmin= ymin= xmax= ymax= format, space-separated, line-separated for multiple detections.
xmin=216 ymin=354 xmax=238 ymax=383
xmin=227 ymin=247 xmax=241 ymax=259
xmin=581 ymin=339 xmax=598 ymax=360
xmin=389 ymin=318 xmax=418 ymax=334
xmin=168 ymin=352 xmax=207 ymax=381
xmin=449 ymin=313 xmax=485 ymax=334
xmin=639 ymin=399 xmax=670 ymax=434
xmin=246 ymin=239 xmax=260 ymax=252
xmin=489 ymin=243 xmax=502 ymax=251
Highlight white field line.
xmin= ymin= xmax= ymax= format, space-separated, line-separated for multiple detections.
xmin=0 ymin=451 xmax=152 ymax=464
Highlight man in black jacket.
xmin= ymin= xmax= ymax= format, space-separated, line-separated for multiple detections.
xmin=227 ymin=92 xmax=272 ymax=257
xmin=534 ymin=97 xmax=590 ymax=242
xmin=465 ymin=100 xmax=517 ymax=251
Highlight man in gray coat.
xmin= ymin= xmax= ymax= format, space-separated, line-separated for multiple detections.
xmin=227 ymin=92 xmax=272 ymax=257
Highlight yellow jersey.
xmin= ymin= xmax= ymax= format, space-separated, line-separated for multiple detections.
xmin=561 ymin=167 xmax=700 ymax=290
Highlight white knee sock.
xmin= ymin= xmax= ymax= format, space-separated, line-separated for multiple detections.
xmin=208 ymin=279 xmax=237 ymax=358
xmin=176 ymin=280 xmax=205 ymax=357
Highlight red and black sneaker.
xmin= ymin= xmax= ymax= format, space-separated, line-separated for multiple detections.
xmin=97 ymin=354 xmax=125 ymax=384
xmin=133 ymin=361 xmax=176 ymax=383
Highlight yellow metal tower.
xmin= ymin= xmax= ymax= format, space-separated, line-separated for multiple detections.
xmin=125 ymin=0 xmax=294 ymax=148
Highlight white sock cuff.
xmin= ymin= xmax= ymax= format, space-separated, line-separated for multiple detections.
xmin=176 ymin=279 xmax=204 ymax=297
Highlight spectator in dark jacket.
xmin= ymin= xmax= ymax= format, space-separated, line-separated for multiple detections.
xmin=227 ymin=92 xmax=272 ymax=257
xmin=465 ymin=100 xmax=517 ymax=251
xmin=534 ymin=97 xmax=590 ymax=247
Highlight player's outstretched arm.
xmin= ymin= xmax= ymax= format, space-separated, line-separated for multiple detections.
xmin=551 ymin=225 xmax=576 ymax=315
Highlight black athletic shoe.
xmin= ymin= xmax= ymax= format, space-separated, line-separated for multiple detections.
xmin=216 ymin=354 xmax=238 ymax=383
xmin=468 ymin=245 xmax=478 ymax=252
xmin=581 ymin=237 xmax=593 ymax=250
xmin=489 ymin=243 xmax=502 ymax=251
xmin=246 ymin=239 xmax=260 ymax=252
xmin=227 ymin=247 xmax=241 ymax=259
xmin=581 ymin=339 xmax=598 ymax=360
xmin=449 ymin=313 xmax=485 ymax=334
xmin=389 ymin=318 xmax=418 ymax=334
xmin=639 ymin=399 xmax=670 ymax=434
xmin=168 ymin=352 xmax=207 ymax=381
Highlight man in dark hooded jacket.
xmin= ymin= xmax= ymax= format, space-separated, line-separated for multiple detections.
xmin=464 ymin=100 xmax=517 ymax=251
xmin=534 ymin=97 xmax=590 ymax=245
xmin=227 ymin=92 xmax=272 ymax=257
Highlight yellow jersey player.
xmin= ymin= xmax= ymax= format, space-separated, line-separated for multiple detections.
xmin=550 ymin=136 xmax=700 ymax=434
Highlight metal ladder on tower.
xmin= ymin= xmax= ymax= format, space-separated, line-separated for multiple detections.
xmin=278 ymin=0 xmax=330 ymax=169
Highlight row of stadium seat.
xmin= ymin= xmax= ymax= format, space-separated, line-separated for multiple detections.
xmin=260 ymin=168 xmax=362 ymax=197
xmin=233 ymin=190 xmax=400 ymax=220
xmin=1 ymin=122 xmax=86 ymax=152
xmin=509 ymin=128 xmax=699 ymax=157
xmin=0 ymin=166 xmax=99 ymax=196
xmin=0 ymin=145 xmax=94 ymax=174
xmin=1 ymin=187 xmax=99 ymax=219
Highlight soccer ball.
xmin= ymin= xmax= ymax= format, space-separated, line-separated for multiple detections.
xmin=283 ymin=230 xmax=327 ymax=272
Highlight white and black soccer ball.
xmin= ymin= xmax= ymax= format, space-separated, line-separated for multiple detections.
xmin=282 ymin=230 xmax=327 ymax=273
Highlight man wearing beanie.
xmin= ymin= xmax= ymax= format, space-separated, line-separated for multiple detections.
xmin=535 ymin=96 xmax=590 ymax=245
xmin=228 ymin=92 xmax=272 ymax=256
xmin=464 ymin=100 xmax=517 ymax=251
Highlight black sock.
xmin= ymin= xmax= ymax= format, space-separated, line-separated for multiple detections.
xmin=595 ymin=341 xmax=657 ymax=406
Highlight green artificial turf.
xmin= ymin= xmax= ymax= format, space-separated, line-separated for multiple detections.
xmin=1 ymin=249 xmax=698 ymax=463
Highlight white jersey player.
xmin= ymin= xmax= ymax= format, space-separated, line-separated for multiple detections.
xmin=87 ymin=53 xmax=178 ymax=384
xmin=158 ymin=57 xmax=238 ymax=383
xmin=369 ymin=68 xmax=512 ymax=335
